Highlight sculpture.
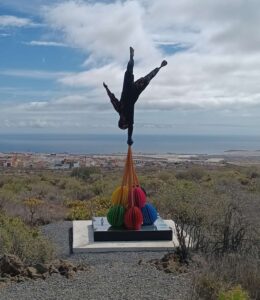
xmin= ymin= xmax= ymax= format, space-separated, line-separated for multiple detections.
xmin=103 ymin=47 xmax=167 ymax=145
xmin=103 ymin=47 xmax=167 ymax=230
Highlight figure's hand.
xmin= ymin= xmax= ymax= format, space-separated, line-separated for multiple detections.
xmin=127 ymin=138 xmax=133 ymax=146
xmin=161 ymin=60 xmax=167 ymax=68
xmin=103 ymin=82 xmax=108 ymax=89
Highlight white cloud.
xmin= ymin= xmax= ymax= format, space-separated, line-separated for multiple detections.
xmin=0 ymin=69 xmax=73 ymax=79
xmin=58 ymin=64 xmax=123 ymax=89
xmin=2 ymin=0 xmax=260 ymax=134
xmin=0 ymin=15 xmax=39 ymax=27
xmin=43 ymin=1 xmax=161 ymax=66
xmin=24 ymin=40 xmax=68 ymax=47
xmin=142 ymin=0 xmax=260 ymax=54
xmin=39 ymin=0 xmax=260 ymax=114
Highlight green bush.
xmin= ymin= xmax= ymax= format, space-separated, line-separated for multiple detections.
xmin=65 ymin=200 xmax=90 ymax=220
xmin=65 ymin=196 xmax=111 ymax=220
xmin=70 ymin=167 xmax=100 ymax=180
xmin=218 ymin=285 xmax=250 ymax=300
xmin=194 ymin=274 xmax=223 ymax=300
xmin=175 ymin=167 xmax=206 ymax=181
xmin=192 ymin=254 xmax=260 ymax=300
xmin=0 ymin=213 xmax=54 ymax=264
xmin=23 ymin=198 xmax=44 ymax=225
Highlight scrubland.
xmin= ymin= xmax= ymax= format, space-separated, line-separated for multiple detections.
xmin=0 ymin=163 xmax=260 ymax=299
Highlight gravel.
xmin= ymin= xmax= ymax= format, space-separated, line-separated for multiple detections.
xmin=0 ymin=221 xmax=192 ymax=300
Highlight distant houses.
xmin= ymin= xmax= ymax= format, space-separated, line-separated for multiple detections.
xmin=0 ymin=152 xmax=226 ymax=170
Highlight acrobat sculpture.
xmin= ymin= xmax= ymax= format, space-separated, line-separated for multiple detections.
xmin=103 ymin=47 xmax=167 ymax=145
xmin=101 ymin=48 xmax=169 ymax=232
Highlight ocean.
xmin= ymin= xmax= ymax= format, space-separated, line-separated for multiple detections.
xmin=0 ymin=133 xmax=260 ymax=155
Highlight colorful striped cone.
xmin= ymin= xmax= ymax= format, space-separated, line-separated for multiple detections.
xmin=112 ymin=186 xmax=128 ymax=208
xmin=107 ymin=205 xmax=125 ymax=227
xmin=141 ymin=203 xmax=158 ymax=225
xmin=133 ymin=187 xmax=146 ymax=208
xmin=124 ymin=206 xmax=143 ymax=230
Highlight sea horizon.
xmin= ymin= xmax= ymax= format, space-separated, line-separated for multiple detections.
xmin=1 ymin=133 xmax=260 ymax=155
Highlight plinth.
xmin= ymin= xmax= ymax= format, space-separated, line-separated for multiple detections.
xmin=92 ymin=217 xmax=172 ymax=242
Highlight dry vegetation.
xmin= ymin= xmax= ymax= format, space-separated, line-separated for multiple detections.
xmin=0 ymin=163 xmax=260 ymax=299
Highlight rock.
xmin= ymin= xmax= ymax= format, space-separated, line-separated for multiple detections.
xmin=76 ymin=263 xmax=87 ymax=271
xmin=148 ymin=251 xmax=193 ymax=275
xmin=0 ymin=254 xmax=85 ymax=284
xmin=0 ymin=254 xmax=24 ymax=276
xmin=48 ymin=265 xmax=59 ymax=275
xmin=26 ymin=267 xmax=37 ymax=278
xmin=0 ymin=277 xmax=10 ymax=283
xmin=65 ymin=270 xmax=75 ymax=279
xmin=58 ymin=260 xmax=77 ymax=278
xmin=33 ymin=263 xmax=49 ymax=274
xmin=164 ymin=268 xmax=172 ymax=273
xmin=162 ymin=262 xmax=168 ymax=268
xmin=16 ymin=275 xmax=27 ymax=283
xmin=51 ymin=259 xmax=61 ymax=269
xmin=26 ymin=267 xmax=46 ymax=279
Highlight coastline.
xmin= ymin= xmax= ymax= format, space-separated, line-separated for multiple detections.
xmin=1 ymin=133 xmax=260 ymax=156
xmin=1 ymin=150 xmax=260 ymax=169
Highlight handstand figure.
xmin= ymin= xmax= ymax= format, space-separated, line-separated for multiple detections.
xmin=103 ymin=47 xmax=167 ymax=145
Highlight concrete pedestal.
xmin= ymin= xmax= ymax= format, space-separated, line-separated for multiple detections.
xmin=72 ymin=219 xmax=179 ymax=253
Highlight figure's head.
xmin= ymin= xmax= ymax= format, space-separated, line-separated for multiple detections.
xmin=118 ymin=116 xmax=128 ymax=130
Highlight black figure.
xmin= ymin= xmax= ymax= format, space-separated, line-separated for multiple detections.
xmin=103 ymin=47 xmax=167 ymax=145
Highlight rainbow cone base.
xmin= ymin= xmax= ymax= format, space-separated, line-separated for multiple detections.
xmin=92 ymin=216 xmax=172 ymax=242
xmin=107 ymin=146 xmax=162 ymax=231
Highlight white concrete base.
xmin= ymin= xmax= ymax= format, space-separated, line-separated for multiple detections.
xmin=72 ymin=220 xmax=179 ymax=253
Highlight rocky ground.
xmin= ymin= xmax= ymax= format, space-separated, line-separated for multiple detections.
xmin=0 ymin=222 xmax=192 ymax=300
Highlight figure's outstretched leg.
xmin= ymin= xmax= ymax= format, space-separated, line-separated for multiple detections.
xmin=127 ymin=124 xmax=133 ymax=146
xmin=103 ymin=82 xmax=120 ymax=113
xmin=122 ymin=47 xmax=134 ymax=93
xmin=134 ymin=60 xmax=167 ymax=100
xmin=144 ymin=60 xmax=167 ymax=82
xmin=119 ymin=47 xmax=135 ymax=131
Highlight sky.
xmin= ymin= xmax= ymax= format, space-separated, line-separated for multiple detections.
xmin=0 ymin=0 xmax=260 ymax=136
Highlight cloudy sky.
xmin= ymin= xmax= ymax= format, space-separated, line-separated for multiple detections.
xmin=0 ymin=0 xmax=260 ymax=135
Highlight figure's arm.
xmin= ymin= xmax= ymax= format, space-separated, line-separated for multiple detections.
xmin=103 ymin=82 xmax=120 ymax=113
xmin=133 ymin=60 xmax=168 ymax=103
xmin=143 ymin=60 xmax=167 ymax=83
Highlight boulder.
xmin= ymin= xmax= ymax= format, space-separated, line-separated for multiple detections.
xmin=57 ymin=260 xmax=77 ymax=278
xmin=26 ymin=267 xmax=42 ymax=279
xmin=0 ymin=254 xmax=24 ymax=277
xmin=33 ymin=263 xmax=49 ymax=274
xmin=0 ymin=255 xmax=87 ymax=283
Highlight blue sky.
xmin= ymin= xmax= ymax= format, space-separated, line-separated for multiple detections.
xmin=0 ymin=0 xmax=260 ymax=136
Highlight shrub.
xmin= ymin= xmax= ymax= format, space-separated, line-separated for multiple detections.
xmin=0 ymin=213 xmax=54 ymax=264
xmin=175 ymin=167 xmax=206 ymax=181
xmin=218 ymin=285 xmax=250 ymax=300
xmin=154 ymin=180 xmax=210 ymax=259
xmin=65 ymin=196 xmax=111 ymax=220
xmin=193 ymin=273 xmax=224 ymax=300
xmin=191 ymin=254 xmax=260 ymax=300
xmin=207 ymin=202 xmax=246 ymax=254
xmin=0 ymin=190 xmax=14 ymax=212
xmin=23 ymin=198 xmax=44 ymax=225
xmin=65 ymin=200 xmax=91 ymax=220
xmin=92 ymin=196 xmax=111 ymax=216
xmin=70 ymin=167 xmax=100 ymax=180
xmin=64 ymin=178 xmax=92 ymax=200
